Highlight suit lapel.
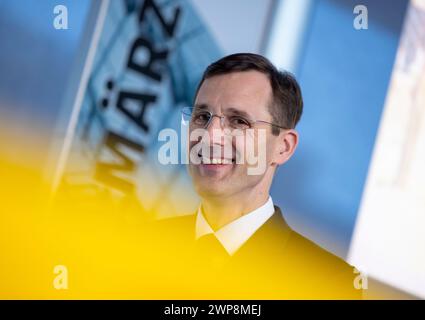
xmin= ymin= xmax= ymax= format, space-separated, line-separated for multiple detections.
xmin=159 ymin=206 xmax=293 ymax=260
xmin=231 ymin=206 xmax=293 ymax=260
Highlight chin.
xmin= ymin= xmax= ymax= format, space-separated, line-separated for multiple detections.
xmin=194 ymin=181 xmax=231 ymax=199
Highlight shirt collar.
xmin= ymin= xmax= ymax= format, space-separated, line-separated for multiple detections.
xmin=195 ymin=196 xmax=275 ymax=256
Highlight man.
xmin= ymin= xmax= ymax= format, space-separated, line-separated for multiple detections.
xmin=155 ymin=53 xmax=361 ymax=299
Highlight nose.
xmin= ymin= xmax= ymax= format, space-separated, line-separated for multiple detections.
xmin=206 ymin=115 xmax=226 ymax=145
xmin=206 ymin=115 xmax=224 ymax=129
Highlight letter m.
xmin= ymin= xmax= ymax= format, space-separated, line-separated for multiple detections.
xmin=95 ymin=130 xmax=144 ymax=194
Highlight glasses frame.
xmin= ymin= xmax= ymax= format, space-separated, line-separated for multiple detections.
xmin=181 ymin=107 xmax=288 ymax=130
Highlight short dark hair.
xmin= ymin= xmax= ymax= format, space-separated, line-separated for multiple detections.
xmin=194 ymin=53 xmax=303 ymax=135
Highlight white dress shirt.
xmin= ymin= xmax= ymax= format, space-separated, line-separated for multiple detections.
xmin=195 ymin=196 xmax=275 ymax=256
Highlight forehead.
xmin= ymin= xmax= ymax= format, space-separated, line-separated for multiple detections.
xmin=195 ymin=71 xmax=272 ymax=117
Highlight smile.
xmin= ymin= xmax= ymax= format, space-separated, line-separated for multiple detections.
xmin=197 ymin=151 xmax=235 ymax=165
xmin=201 ymin=158 xmax=233 ymax=165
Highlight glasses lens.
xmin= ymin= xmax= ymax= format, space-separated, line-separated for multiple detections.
xmin=192 ymin=110 xmax=211 ymax=127
xmin=227 ymin=115 xmax=251 ymax=130
xmin=181 ymin=107 xmax=192 ymax=124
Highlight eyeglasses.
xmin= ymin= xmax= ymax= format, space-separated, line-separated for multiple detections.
xmin=181 ymin=107 xmax=287 ymax=131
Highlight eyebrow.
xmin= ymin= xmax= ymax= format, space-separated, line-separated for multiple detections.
xmin=225 ymin=107 xmax=252 ymax=119
xmin=193 ymin=103 xmax=209 ymax=111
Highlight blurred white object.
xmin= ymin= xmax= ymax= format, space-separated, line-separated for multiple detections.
xmin=264 ymin=0 xmax=313 ymax=72
xmin=349 ymin=0 xmax=425 ymax=299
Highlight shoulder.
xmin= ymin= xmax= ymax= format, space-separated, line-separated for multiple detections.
xmin=286 ymin=230 xmax=355 ymax=275
xmin=243 ymin=207 xmax=361 ymax=298
xmin=262 ymin=207 xmax=355 ymax=273
xmin=282 ymin=230 xmax=362 ymax=298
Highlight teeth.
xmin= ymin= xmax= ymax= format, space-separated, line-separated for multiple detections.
xmin=199 ymin=156 xmax=233 ymax=165
xmin=209 ymin=158 xmax=232 ymax=164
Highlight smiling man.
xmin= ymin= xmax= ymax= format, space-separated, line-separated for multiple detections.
xmin=155 ymin=53 xmax=361 ymax=299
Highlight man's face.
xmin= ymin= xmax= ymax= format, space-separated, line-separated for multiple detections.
xmin=187 ymin=71 xmax=283 ymax=199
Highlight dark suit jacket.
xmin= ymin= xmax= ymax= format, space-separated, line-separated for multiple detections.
xmin=152 ymin=206 xmax=362 ymax=299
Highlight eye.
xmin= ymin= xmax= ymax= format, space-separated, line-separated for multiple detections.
xmin=229 ymin=116 xmax=250 ymax=129
xmin=193 ymin=111 xmax=211 ymax=125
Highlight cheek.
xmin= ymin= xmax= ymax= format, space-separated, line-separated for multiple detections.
xmin=188 ymin=139 xmax=197 ymax=150
xmin=238 ymin=130 xmax=271 ymax=162
xmin=233 ymin=137 xmax=245 ymax=162
xmin=265 ymin=138 xmax=280 ymax=162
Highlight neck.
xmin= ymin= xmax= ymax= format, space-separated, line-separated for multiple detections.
xmin=200 ymin=188 xmax=270 ymax=231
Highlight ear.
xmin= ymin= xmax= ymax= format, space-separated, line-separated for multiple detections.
xmin=272 ymin=129 xmax=298 ymax=166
